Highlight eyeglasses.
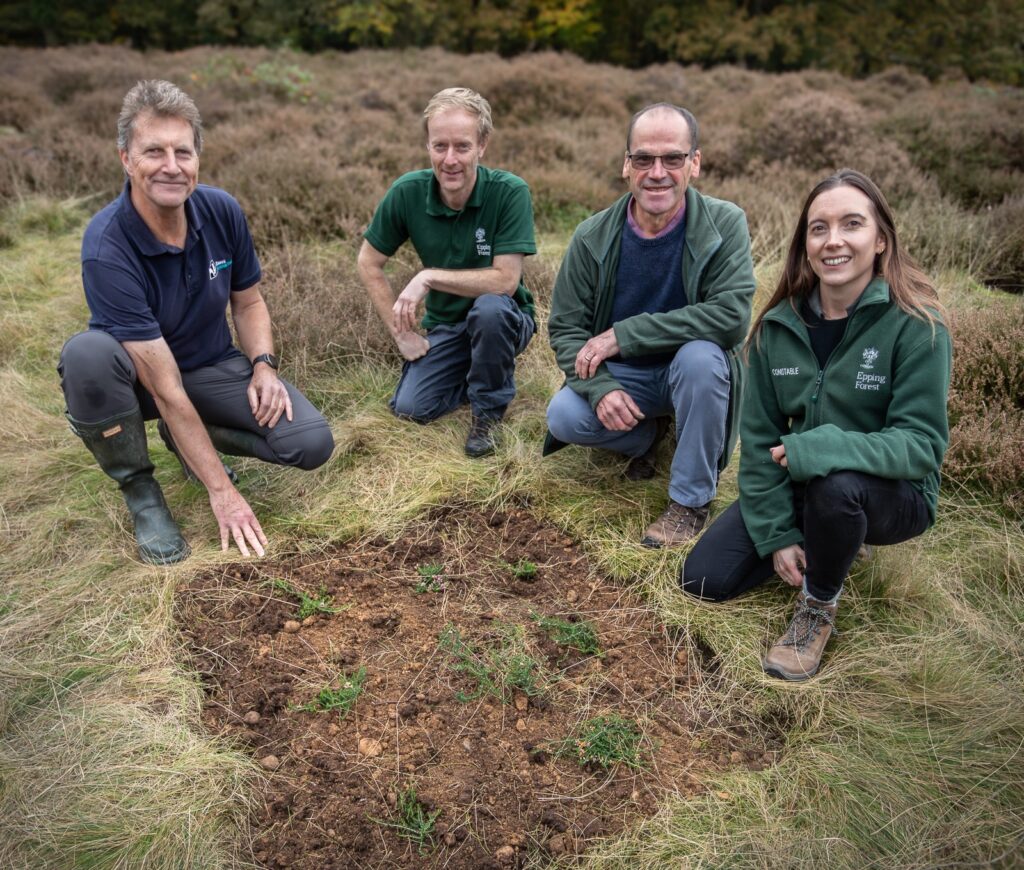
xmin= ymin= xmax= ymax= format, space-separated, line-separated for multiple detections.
xmin=626 ymin=151 xmax=692 ymax=171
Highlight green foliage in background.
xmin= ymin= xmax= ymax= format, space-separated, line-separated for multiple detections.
xmin=1 ymin=0 xmax=1022 ymax=84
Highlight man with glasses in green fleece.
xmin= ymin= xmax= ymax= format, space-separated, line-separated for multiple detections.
xmin=545 ymin=103 xmax=755 ymax=548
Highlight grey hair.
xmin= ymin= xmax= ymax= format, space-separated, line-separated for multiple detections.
xmin=117 ymin=80 xmax=204 ymax=154
xmin=626 ymin=102 xmax=699 ymax=154
xmin=422 ymin=87 xmax=493 ymax=142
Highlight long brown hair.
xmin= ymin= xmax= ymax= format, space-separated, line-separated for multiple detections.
xmin=748 ymin=169 xmax=943 ymax=351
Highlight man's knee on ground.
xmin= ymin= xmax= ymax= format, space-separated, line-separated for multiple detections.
xmin=390 ymin=390 xmax=442 ymax=424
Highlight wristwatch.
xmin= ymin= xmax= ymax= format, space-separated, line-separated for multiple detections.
xmin=251 ymin=353 xmax=279 ymax=370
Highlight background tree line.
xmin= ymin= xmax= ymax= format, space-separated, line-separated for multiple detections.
xmin=2 ymin=0 xmax=1021 ymax=84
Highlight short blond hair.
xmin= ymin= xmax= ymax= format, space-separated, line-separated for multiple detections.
xmin=422 ymin=87 xmax=493 ymax=142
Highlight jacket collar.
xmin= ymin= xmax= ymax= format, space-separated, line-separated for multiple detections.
xmin=766 ymin=277 xmax=891 ymax=327
xmin=581 ymin=186 xmax=720 ymax=265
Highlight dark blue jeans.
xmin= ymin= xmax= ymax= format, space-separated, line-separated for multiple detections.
xmin=682 ymin=471 xmax=932 ymax=601
xmin=389 ymin=294 xmax=534 ymax=423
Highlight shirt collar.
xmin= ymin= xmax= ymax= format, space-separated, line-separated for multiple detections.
xmin=626 ymin=195 xmax=686 ymax=239
xmin=116 ymin=180 xmax=202 ymax=256
xmin=425 ymin=166 xmax=487 ymax=216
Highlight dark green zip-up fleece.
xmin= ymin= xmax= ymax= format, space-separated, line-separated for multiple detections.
xmin=547 ymin=187 xmax=755 ymax=469
xmin=739 ymin=277 xmax=952 ymax=558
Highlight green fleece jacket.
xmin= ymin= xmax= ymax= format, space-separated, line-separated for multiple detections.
xmin=739 ymin=278 xmax=952 ymax=558
xmin=547 ymin=187 xmax=755 ymax=468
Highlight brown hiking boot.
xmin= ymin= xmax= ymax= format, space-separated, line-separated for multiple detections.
xmin=640 ymin=500 xmax=709 ymax=548
xmin=762 ymin=590 xmax=839 ymax=681
xmin=624 ymin=416 xmax=672 ymax=481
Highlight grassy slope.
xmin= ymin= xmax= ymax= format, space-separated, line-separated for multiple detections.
xmin=1 ymin=198 xmax=1021 ymax=869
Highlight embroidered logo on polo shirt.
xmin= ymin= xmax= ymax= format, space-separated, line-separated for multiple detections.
xmin=208 ymin=258 xmax=232 ymax=280
xmin=475 ymin=228 xmax=491 ymax=257
xmin=860 ymin=347 xmax=879 ymax=369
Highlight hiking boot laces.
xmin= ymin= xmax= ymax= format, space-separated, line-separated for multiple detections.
xmin=779 ymin=600 xmax=837 ymax=652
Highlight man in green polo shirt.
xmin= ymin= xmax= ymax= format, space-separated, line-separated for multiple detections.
xmin=357 ymin=87 xmax=537 ymax=457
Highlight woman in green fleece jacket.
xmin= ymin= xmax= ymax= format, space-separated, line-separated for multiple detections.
xmin=683 ymin=168 xmax=952 ymax=681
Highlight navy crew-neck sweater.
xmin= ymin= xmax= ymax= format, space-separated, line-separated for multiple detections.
xmin=610 ymin=212 xmax=687 ymax=367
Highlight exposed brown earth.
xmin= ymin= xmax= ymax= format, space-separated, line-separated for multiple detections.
xmin=177 ymin=506 xmax=780 ymax=868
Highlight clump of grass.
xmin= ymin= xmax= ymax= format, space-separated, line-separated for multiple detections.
xmin=438 ymin=622 xmax=547 ymax=702
xmin=271 ymin=578 xmax=344 ymax=620
xmin=554 ymin=714 xmax=648 ymax=771
xmin=292 ymin=668 xmax=366 ymax=717
xmin=532 ymin=612 xmax=601 ymax=656
xmin=506 ymin=558 xmax=538 ymax=580
xmin=414 ymin=563 xmax=444 ymax=594
xmin=375 ymin=784 xmax=441 ymax=854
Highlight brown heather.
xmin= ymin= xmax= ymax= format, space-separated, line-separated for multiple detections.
xmin=946 ymin=305 xmax=1024 ymax=511
xmin=1 ymin=44 xmax=1021 ymax=510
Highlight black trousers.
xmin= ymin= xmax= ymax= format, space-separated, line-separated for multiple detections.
xmin=682 ymin=471 xmax=932 ymax=602
xmin=58 ymin=330 xmax=334 ymax=470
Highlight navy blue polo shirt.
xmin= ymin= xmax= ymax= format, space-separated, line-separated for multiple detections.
xmin=82 ymin=182 xmax=262 ymax=372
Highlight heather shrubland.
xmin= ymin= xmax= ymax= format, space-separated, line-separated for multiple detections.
xmin=0 ymin=45 xmax=1022 ymax=868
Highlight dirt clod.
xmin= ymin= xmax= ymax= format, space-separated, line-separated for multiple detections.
xmin=243 ymin=710 xmax=260 ymax=725
xmin=358 ymin=737 xmax=383 ymax=757
xmin=282 ymin=620 xmax=301 ymax=633
xmin=495 ymin=844 xmax=516 ymax=864
xmin=259 ymin=754 xmax=280 ymax=771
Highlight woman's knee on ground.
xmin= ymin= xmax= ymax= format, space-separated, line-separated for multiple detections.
xmin=680 ymin=558 xmax=734 ymax=603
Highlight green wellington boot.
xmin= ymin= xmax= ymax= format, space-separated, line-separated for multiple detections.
xmin=68 ymin=409 xmax=190 ymax=565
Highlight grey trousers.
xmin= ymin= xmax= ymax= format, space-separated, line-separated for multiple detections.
xmin=389 ymin=294 xmax=535 ymax=423
xmin=58 ymin=330 xmax=334 ymax=470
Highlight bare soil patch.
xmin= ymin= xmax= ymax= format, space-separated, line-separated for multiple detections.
xmin=177 ymin=506 xmax=778 ymax=868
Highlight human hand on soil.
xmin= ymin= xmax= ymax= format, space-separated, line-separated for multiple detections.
xmin=209 ymin=486 xmax=267 ymax=557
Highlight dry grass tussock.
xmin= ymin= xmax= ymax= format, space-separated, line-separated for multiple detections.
xmin=1 ymin=47 xmax=1023 ymax=868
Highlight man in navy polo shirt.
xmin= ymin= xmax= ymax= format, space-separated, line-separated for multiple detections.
xmin=58 ymin=80 xmax=333 ymax=565
xmin=545 ymin=103 xmax=755 ymax=548
xmin=357 ymin=87 xmax=537 ymax=457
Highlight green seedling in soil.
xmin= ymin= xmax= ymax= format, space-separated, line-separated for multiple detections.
xmin=414 ymin=563 xmax=444 ymax=593
xmin=375 ymin=784 xmax=442 ymax=854
xmin=292 ymin=667 xmax=366 ymax=717
xmin=555 ymin=714 xmax=647 ymax=770
xmin=531 ymin=612 xmax=601 ymax=656
xmin=507 ymin=558 xmax=537 ymax=580
xmin=271 ymin=578 xmax=345 ymax=619
xmin=438 ymin=622 xmax=547 ymax=702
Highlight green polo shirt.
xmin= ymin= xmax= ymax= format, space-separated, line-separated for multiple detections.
xmin=364 ymin=166 xmax=537 ymax=329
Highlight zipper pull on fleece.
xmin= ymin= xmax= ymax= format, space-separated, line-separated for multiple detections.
xmin=811 ymin=370 xmax=824 ymax=402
